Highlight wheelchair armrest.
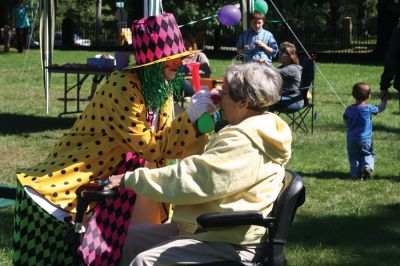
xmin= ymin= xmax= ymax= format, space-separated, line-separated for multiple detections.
xmin=197 ymin=211 xmax=276 ymax=228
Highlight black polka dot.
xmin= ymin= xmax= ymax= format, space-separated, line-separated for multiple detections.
xmin=127 ymin=138 xmax=132 ymax=142
xmin=99 ymin=161 xmax=104 ymax=165
xmin=53 ymin=192 xmax=58 ymax=197
xmin=61 ymin=170 xmax=66 ymax=174
xmin=77 ymin=142 xmax=82 ymax=147
xmin=82 ymin=126 xmax=86 ymax=131
xmin=129 ymin=97 xmax=134 ymax=101
xmin=50 ymin=161 xmax=55 ymax=165
xmin=120 ymin=115 xmax=125 ymax=120
xmin=90 ymin=127 xmax=95 ymax=132
xmin=95 ymin=140 xmax=101 ymax=145
xmin=66 ymin=141 xmax=71 ymax=146
xmin=79 ymin=115 xmax=83 ymax=120
xmin=180 ymin=141 xmax=185 ymax=146
xmin=184 ymin=129 xmax=189 ymax=134
xmin=178 ymin=117 xmax=182 ymax=122
xmin=85 ymin=154 xmax=90 ymax=158
xmin=112 ymin=108 xmax=115 ymax=113
xmin=108 ymin=166 xmax=114 ymax=171
xmin=118 ymin=124 xmax=123 ymax=129
xmin=109 ymin=93 xmax=113 ymax=98
xmin=124 ymin=107 xmax=129 ymax=111
xmin=68 ymin=154 xmax=73 ymax=158
xmin=86 ymin=165 xmax=91 ymax=169
xmin=89 ymin=175 xmax=94 ymax=180
xmin=135 ymin=113 xmax=140 ymax=117
xmin=121 ymin=86 xmax=127 ymax=91
xmin=66 ymin=191 xmax=70 ymax=195
xmin=113 ymin=82 xmax=116 ymax=86
xmin=109 ymin=137 xmax=114 ymax=142
xmin=109 ymin=117 xmax=113 ymax=122
xmin=92 ymin=102 xmax=96 ymax=107
xmin=64 ymin=181 xmax=69 ymax=185
xmin=101 ymin=91 xmax=105 ymax=95
xmin=143 ymin=128 xmax=147 ymax=132
xmin=114 ymin=99 xmax=119 ymax=104
xmin=150 ymin=149 xmax=155 ymax=153
xmin=31 ymin=177 xmax=36 ymax=181
xmin=100 ymin=103 xmax=104 ymax=108
xmin=91 ymin=115 xmax=96 ymax=120
xmin=77 ymin=178 xmax=82 ymax=182
xmin=53 ymin=153 xmax=58 ymax=157
xmin=48 ymin=173 xmax=53 ymax=177
xmin=68 ymin=203 xmax=73 ymax=207
xmin=173 ymin=142 xmax=177 ymax=146
xmin=74 ymin=167 xmax=79 ymax=172
xmin=167 ymin=150 xmax=172 ymax=155
xmin=101 ymin=116 xmax=105 ymax=121
xmin=176 ymin=129 xmax=180 ymax=134
xmin=131 ymin=122 xmax=136 ymax=127
xmin=110 ymin=125 xmax=115 ymax=130
xmin=73 ymin=158 xmax=78 ymax=162
xmin=110 ymin=157 xmax=115 ymax=161
xmin=162 ymin=112 xmax=168 ymax=117
xmin=59 ymin=162 xmax=65 ymax=166
xmin=51 ymin=184 xmax=56 ymax=187
xmin=139 ymin=141 xmax=144 ymax=145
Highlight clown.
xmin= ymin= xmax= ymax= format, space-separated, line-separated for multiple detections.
xmin=13 ymin=13 xmax=216 ymax=265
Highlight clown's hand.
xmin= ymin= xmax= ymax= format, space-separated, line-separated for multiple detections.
xmin=186 ymin=91 xmax=218 ymax=123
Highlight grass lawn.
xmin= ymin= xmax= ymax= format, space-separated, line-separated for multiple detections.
xmin=0 ymin=49 xmax=399 ymax=265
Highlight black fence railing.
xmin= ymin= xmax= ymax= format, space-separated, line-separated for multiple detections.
xmin=27 ymin=16 xmax=377 ymax=55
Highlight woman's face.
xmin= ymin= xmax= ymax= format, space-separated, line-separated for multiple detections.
xmin=278 ymin=50 xmax=290 ymax=65
xmin=163 ymin=58 xmax=183 ymax=80
xmin=219 ymin=80 xmax=242 ymax=125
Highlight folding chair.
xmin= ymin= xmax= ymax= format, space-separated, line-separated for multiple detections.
xmin=196 ymin=169 xmax=306 ymax=266
xmin=277 ymin=56 xmax=316 ymax=133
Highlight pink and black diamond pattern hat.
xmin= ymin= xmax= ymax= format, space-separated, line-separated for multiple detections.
xmin=128 ymin=13 xmax=198 ymax=68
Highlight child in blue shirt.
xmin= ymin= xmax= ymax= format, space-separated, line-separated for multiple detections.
xmin=343 ymin=82 xmax=385 ymax=180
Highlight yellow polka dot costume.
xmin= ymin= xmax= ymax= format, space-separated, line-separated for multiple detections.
xmin=16 ymin=69 xmax=207 ymax=212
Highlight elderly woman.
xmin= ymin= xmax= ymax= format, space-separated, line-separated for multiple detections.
xmin=107 ymin=62 xmax=292 ymax=265
xmin=273 ymin=42 xmax=303 ymax=111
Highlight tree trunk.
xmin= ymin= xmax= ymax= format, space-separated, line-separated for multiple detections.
xmin=373 ymin=0 xmax=400 ymax=58
xmin=95 ymin=0 xmax=102 ymax=47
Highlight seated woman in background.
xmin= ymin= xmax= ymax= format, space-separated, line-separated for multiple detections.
xmin=272 ymin=42 xmax=303 ymax=111
xmin=181 ymin=35 xmax=212 ymax=97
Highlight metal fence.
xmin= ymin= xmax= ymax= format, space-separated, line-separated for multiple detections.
xmin=28 ymin=14 xmax=378 ymax=55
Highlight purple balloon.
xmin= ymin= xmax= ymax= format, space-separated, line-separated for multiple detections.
xmin=218 ymin=5 xmax=241 ymax=26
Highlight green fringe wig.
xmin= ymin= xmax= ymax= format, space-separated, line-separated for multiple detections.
xmin=137 ymin=62 xmax=184 ymax=111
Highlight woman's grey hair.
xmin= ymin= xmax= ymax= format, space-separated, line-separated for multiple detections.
xmin=224 ymin=62 xmax=282 ymax=112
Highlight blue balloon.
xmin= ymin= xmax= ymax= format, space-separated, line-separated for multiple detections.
xmin=217 ymin=5 xmax=241 ymax=26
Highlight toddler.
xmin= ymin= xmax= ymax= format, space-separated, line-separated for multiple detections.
xmin=343 ymin=82 xmax=385 ymax=180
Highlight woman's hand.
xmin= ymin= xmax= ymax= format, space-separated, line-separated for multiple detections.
xmin=104 ymin=174 xmax=125 ymax=190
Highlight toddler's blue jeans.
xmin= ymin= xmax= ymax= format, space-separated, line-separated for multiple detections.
xmin=347 ymin=138 xmax=375 ymax=178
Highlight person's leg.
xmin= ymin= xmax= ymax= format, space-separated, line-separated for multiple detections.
xmin=183 ymin=79 xmax=195 ymax=97
xmin=347 ymin=139 xmax=361 ymax=179
xmin=22 ymin=27 xmax=29 ymax=50
xmin=15 ymin=28 xmax=23 ymax=53
xmin=360 ymin=138 xmax=375 ymax=179
xmin=120 ymin=223 xmax=179 ymax=266
xmin=131 ymin=238 xmax=267 ymax=266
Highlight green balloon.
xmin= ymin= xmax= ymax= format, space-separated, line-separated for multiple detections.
xmin=254 ymin=0 xmax=269 ymax=14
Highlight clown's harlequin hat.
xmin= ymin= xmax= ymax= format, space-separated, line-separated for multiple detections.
xmin=128 ymin=13 xmax=198 ymax=68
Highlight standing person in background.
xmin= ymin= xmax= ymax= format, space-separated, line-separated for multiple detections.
xmin=11 ymin=0 xmax=32 ymax=53
xmin=236 ymin=11 xmax=278 ymax=64
xmin=379 ymin=21 xmax=400 ymax=110
xmin=343 ymin=82 xmax=385 ymax=180
xmin=272 ymin=42 xmax=303 ymax=111
xmin=181 ymin=35 xmax=212 ymax=97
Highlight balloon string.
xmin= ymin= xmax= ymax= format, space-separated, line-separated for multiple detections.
xmin=179 ymin=15 xmax=218 ymax=28
xmin=269 ymin=0 xmax=347 ymax=108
